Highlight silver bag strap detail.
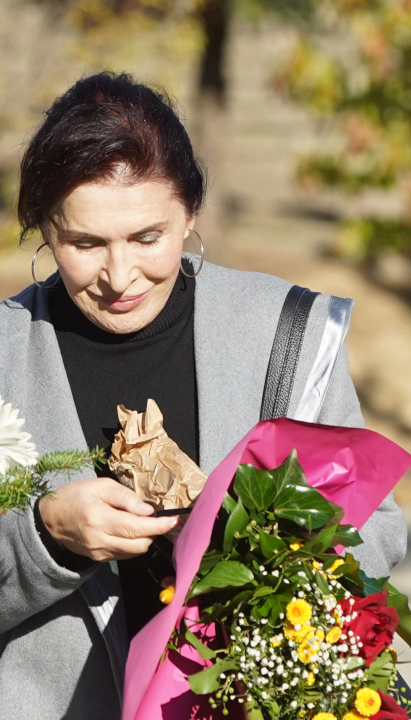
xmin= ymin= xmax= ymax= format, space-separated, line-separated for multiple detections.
xmin=293 ymin=295 xmax=354 ymax=423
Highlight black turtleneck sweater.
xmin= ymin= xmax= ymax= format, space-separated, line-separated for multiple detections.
xmin=43 ymin=272 xmax=198 ymax=639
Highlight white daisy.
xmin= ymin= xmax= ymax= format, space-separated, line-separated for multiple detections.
xmin=0 ymin=396 xmax=38 ymax=475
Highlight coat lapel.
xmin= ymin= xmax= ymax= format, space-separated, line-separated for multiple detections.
xmin=194 ymin=261 xmax=291 ymax=476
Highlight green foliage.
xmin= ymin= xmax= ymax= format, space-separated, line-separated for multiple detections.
xmin=367 ymin=650 xmax=394 ymax=693
xmin=223 ymin=496 xmax=249 ymax=552
xmin=275 ymin=0 xmax=411 ymax=259
xmin=188 ymin=657 xmax=238 ymax=694
xmin=184 ymin=625 xmax=217 ymax=659
xmin=191 ymin=559 xmax=255 ymax=596
xmin=235 ymin=451 xmax=336 ymax=529
xmin=0 ymin=448 xmax=106 ymax=514
xmin=386 ymin=582 xmax=411 ymax=647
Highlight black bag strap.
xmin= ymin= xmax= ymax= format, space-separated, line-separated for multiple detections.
xmin=260 ymin=285 xmax=319 ymax=421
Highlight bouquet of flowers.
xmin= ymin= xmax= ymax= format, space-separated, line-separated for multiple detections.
xmin=122 ymin=418 xmax=411 ymax=720
xmin=170 ymin=451 xmax=410 ymax=720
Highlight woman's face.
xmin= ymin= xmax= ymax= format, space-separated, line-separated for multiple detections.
xmin=46 ymin=178 xmax=195 ymax=334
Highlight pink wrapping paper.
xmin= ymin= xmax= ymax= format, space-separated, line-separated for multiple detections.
xmin=122 ymin=418 xmax=411 ymax=720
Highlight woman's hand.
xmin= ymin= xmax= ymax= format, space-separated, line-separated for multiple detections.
xmin=38 ymin=477 xmax=178 ymax=562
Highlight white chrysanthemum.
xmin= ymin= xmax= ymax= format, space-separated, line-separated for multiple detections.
xmin=0 ymin=396 xmax=38 ymax=474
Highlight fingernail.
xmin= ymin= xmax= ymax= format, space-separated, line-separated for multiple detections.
xmin=169 ymin=517 xmax=179 ymax=528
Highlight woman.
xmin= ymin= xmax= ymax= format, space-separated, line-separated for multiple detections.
xmin=0 ymin=72 xmax=406 ymax=720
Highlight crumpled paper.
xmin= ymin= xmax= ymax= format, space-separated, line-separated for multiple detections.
xmin=109 ymin=399 xmax=207 ymax=511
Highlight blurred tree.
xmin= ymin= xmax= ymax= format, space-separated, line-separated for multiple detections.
xmin=271 ymin=0 xmax=411 ymax=262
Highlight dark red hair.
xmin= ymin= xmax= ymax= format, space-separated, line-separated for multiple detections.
xmin=18 ymin=71 xmax=206 ymax=241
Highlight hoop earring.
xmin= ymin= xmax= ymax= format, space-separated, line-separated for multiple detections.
xmin=31 ymin=242 xmax=60 ymax=288
xmin=180 ymin=230 xmax=204 ymax=279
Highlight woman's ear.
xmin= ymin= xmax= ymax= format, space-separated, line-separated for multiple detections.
xmin=184 ymin=215 xmax=196 ymax=237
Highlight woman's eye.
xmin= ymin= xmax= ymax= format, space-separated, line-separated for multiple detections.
xmin=73 ymin=243 xmax=99 ymax=251
xmin=138 ymin=234 xmax=161 ymax=246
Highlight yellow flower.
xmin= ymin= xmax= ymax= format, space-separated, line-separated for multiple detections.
xmin=315 ymin=628 xmax=325 ymax=641
xmin=271 ymin=633 xmax=283 ymax=647
xmin=290 ymin=541 xmax=304 ymax=551
xmin=284 ymin=620 xmax=314 ymax=642
xmin=306 ymin=671 xmax=315 ymax=686
xmin=334 ymin=609 xmax=343 ymax=626
xmin=342 ymin=713 xmax=363 ymax=720
xmin=327 ymin=558 xmax=345 ymax=576
xmin=159 ymin=585 xmax=175 ymax=604
xmin=312 ymin=714 xmax=337 ymax=720
xmin=312 ymin=560 xmax=323 ymax=571
xmin=297 ymin=636 xmax=320 ymax=664
xmin=286 ymin=599 xmax=312 ymax=626
xmin=298 ymin=712 xmax=307 ymax=718
xmin=354 ymin=688 xmax=382 ymax=717
xmin=326 ymin=626 xmax=342 ymax=644
xmin=387 ymin=646 xmax=398 ymax=662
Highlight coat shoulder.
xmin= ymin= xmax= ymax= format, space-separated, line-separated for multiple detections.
xmin=200 ymin=260 xmax=292 ymax=295
xmin=196 ymin=261 xmax=295 ymax=323
xmin=0 ymin=283 xmax=38 ymax=314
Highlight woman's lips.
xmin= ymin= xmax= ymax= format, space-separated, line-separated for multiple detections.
xmin=98 ymin=289 xmax=150 ymax=312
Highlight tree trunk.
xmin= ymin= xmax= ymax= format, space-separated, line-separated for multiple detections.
xmin=198 ymin=0 xmax=229 ymax=105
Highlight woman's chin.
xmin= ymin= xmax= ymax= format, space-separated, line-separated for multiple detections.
xmin=82 ymin=306 xmax=151 ymax=334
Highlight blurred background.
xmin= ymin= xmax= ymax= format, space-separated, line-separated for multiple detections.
xmin=1 ymin=0 xmax=411 ymax=666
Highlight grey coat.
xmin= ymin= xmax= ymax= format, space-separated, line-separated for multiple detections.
xmin=0 ymin=260 xmax=406 ymax=720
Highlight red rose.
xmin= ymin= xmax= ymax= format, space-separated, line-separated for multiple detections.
xmin=373 ymin=691 xmax=408 ymax=720
xmin=339 ymin=590 xmax=398 ymax=666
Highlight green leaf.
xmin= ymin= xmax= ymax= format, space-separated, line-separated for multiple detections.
xmin=260 ymin=596 xmax=276 ymax=617
xmin=223 ymin=497 xmax=249 ymax=553
xmin=367 ymin=651 xmax=394 ymax=693
xmin=245 ymin=703 xmax=266 ymax=720
xmin=184 ymin=627 xmax=217 ymax=660
xmin=328 ymin=501 xmax=345 ymax=525
xmin=333 ymin=525 xmax=363 ymax=548
xmin=234 ymin=464 xmax=279 ymax=511
xmin=275 ymin=483 xmax=336 ymax=530
xmin=191 ymin=560 xmax=255 ymax=596
xmin=359 ymin=572 xmax=389 ymax=596
xmin=269 ymin=598 xmax=284 ymax=625
xmin=344 ymin=657 xmax=365 ymax=672
xmin=198 ymin=549 xmax=226 ymax=575
xmin=272 ymin=550 xmax=288 ymax=568
xmin=304 ymin=525 xmax=337 ymax=555
xmin=272 ymin=449 xmax=308 ymax=492
xmin=337 ymin=553 xmax=363 ymax=589
xmin=267 ymin=700 xmax=280 ymax=718
xmin=386 ymin=583 xmax=411 ymax=647
xmin=234 ymin=450 xmax=307 ymax=512
xmin=222 ymin=493 xmax=236 ymax=514
xmin=200 ymin=590 xmax=254 ymax=623
xmin=188 ymin=658 xmax=238 ymax=694
xmin=252 ymin=586 xmax=276 ymax=599
xmin=302 ymin=691 xmax=323 ymax=702
xmin=315 ymin=570 xmax=331 ymax=596
xmin=260 ymin=531 xmax=287 ymax=559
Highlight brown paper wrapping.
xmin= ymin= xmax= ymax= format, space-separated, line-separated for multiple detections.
xmin=109 ymin=399 xmax=207 ymax=512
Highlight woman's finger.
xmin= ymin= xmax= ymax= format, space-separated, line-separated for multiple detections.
xmin=89 ymin=537 xmax=155 ymax=561
xmin=103 ymin=509 xmax=179 ymax=540
xmin=95 ymin=477 xmax=155 ymax=516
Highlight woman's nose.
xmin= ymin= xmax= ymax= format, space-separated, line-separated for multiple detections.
xmin=99 ymin=244 xmax=139 ymax=294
